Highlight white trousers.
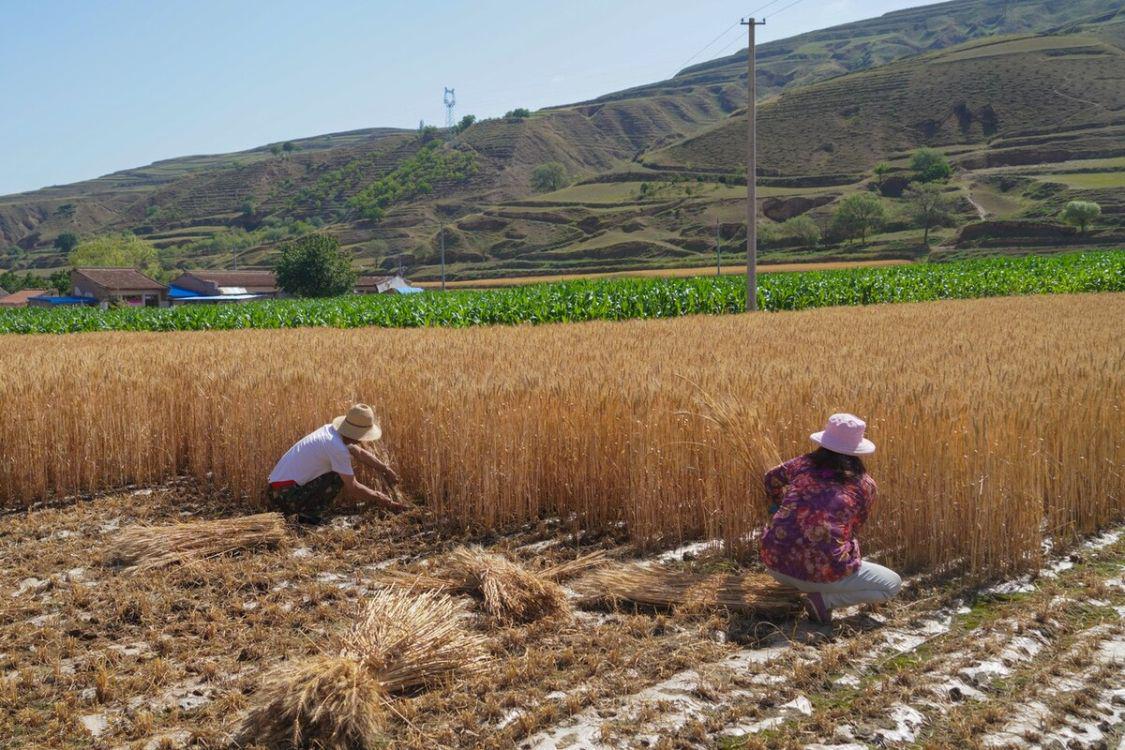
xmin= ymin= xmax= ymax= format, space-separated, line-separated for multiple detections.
xmin=767 ymin=561 xmax=902 ymax=610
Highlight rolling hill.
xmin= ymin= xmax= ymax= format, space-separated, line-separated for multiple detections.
xmin=1 ymin=0 xmax=1122 ymax=281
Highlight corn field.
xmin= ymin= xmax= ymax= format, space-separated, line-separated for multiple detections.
xmin=1 ymin=293 xmax=1121 ymax=581
xmin=0 ymin=251 xmax=1121 ymax=334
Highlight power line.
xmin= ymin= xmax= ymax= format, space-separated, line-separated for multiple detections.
xmin=678 ymin=21 xmax=741 ymax=72
xmin=764 ymin=0 xmax=805 ymax=21
xmin=712 ymin=0 xmax=807 ymax=59
xmin=747 ymin=0 xmax=787 ymax=17
xmin=676 ymin=0 xmax=792 ymax=74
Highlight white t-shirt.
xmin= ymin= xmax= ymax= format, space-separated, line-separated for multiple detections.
xmin=268 ymin=424 xmax=355 ymax=485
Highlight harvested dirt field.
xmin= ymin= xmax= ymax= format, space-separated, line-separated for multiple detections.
xmin=3 ymin=483 xmax=1122 ymax=750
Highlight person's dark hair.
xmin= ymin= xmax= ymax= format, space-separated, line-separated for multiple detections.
xmin=809 ymin=446 xmax=866 ymax=480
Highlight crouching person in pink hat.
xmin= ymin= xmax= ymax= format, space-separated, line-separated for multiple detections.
xmin=267 ymin=403 xmax=409 ymax=524
xmin=760 ymin=413 xmax=901 ymax=625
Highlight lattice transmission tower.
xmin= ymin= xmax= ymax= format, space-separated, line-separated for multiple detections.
xmin=443 ymin=87 xmax=456 ymax=129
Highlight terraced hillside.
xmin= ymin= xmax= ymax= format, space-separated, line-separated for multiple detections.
xmin=649 ymin=29 xmax=1125 ymax=178
xmin=1 ymin=0 xmax=1122 ymax=280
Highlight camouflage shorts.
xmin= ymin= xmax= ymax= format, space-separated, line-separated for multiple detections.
xmin=266 ymin=472 xmax=344 ymax=523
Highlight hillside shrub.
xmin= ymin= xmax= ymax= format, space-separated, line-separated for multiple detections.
xmin=531 ymin=163 xmax=568 ymax=193
xmin=1059 ymin=200 xmax=1101 ymax=234
xmin=348 ymin=144 xmax=478 ymax=223
xmin=831 ymin=193 xmax=888 ymax=244
xmin=454 ymin=115 xmax=477 ymax=133
xmin=781 ymin=215 xmax=821 ymax=247
xmin=275 ymin=234 xmax=357 ymax=298
xmin=907 ymin=183 xmax=955 ymax=247
xmin=505 ymin=108 xmax=532 ymax=119
xmin=910 ymin=148 xmax=953 ymax=183
xmin=53 ymin=233 xmax=79 ymax=253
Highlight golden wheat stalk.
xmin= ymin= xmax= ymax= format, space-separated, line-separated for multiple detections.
xmin=112 ymin=513 xmax=286 ymax=571
xmin=2 ymin=295 xmax=1119 ymax=582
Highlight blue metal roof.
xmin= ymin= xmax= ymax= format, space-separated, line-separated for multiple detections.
xmin=29 ymin=295 xmax=98 ymax=305
xmin=168 ymin=285 xmax=263 ymax=302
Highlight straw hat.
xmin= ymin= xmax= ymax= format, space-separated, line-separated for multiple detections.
xmin=332 ymin=403 xmax=382 ymax=442
xmin=810 ymin=413 xmax=875 ymax=456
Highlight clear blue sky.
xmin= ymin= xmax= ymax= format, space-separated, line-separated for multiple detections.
xmin=0 ymin=0 xmax=932 ymax=196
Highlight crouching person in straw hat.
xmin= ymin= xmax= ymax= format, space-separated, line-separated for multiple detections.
xmin=267 ymin=403 xmax=408 ymax=524
xmin=760 ymin=413 xmax=901 ymax=625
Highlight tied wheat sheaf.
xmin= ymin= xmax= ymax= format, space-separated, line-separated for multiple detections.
xmin=1 ymin=294 xmax=1122 ymax=581
xmin=573 ymin=562 xmax=802 ymax=618
xmin=112 ymin=513 xmax=286 ymax=571
xmin=378 ymin=546 xmax=605 ymax=623
xmin=234 ymin=588 xmax=490 ymax=750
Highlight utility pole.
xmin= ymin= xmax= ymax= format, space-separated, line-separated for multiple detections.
xmin=440 ymin=225 xmax=447 ymax=292
xmin=742 ymin=16 xmax=765 ymax=312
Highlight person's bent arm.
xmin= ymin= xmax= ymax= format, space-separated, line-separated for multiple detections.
xmin=763 ymin=462 xmax=789 ymax=515
xmin=340 ymin=473 xmax=407 ymax=512
xmin=347 ymin=444 xmax=400 ymax=486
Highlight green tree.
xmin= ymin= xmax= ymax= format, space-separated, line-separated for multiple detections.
xmin=831 ymin=193 xmax=888 ymax=244
xmin=53 ymin=232 xmax=79 ymax=253
xmin=48 ymin=270 xmax=70 ymax=295
xmin=530 ymin=162 xmax=568 ymax=193
xmin=455 ymin=114 xmax=477 ymax=133
xmin=873 ymin=161 xmax=892 ymax=179
xmin=0 ymin=271 xmax=23 ymax=293
xmin=906 ymin=183 xmax=955 ymax=248
xmin=505 ymin=108 xmax=531 ymax=119
xmin=282 ymin=141 xmax=297 ymax=154
xmin=1059 ymin=200 xmax=1101 ymax=234
xmin=275 ymin=234 xmax=357 ymax=298
xmin=240 ymin=199 xmax=257 ymax=218
xmin=910 ymin=148 xmax=952 ymax=183
xmin=69 ymin=234 xmax=161 ymax=278
xmin=270 ymin=144 xmax=283 ymax=156
xmin=782 ymin=215 xmax=822 ymax=247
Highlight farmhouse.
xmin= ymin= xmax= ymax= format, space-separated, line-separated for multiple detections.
xmin=168 ymin=270 xmax=280 ymax=304
xmin=355 ymin=274 xmax=421 ymax=295
xmin=71 ymin=268 xmax=167 ymax=308
xmin=0 ymin=289 xmax=51 ymax=308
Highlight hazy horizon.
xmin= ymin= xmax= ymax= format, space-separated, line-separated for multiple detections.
xmin=0 ymin=0 xmax=935 ymax=196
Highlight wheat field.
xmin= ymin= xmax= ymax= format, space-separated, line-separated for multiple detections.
xmin=1 ymin=293 xmax=1121 ymax=580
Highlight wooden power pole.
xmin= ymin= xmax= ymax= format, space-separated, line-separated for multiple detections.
xmin=742 ymin=17 xmax=765 ymax=312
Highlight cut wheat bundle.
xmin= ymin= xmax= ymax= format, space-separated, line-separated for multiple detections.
xmin=445 ymin=546 xmax=570 ymax=623
xmin=341 ymin=587 xmax=492 ymax=692
xmin=235 ymin=589 xmax=489 ymax=749
xmin=374 ymin=545 xmax=573 ymax=623
xmin=539 ymin=549 xmax=609 ymax=581
xmin=232 ymin=656 xmax=385 ymax=750
xmin=112 ymin=512 xmax=286 ymax=571
xmin=573 ymin=562 xmax=801 ymax=618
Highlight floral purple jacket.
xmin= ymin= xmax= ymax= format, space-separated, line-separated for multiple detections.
xmin=759 ymin=453 xmax=877 ymax=583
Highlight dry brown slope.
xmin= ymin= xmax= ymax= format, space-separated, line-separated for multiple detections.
xmin=649 ymin=31 xmax=1125 ymax=178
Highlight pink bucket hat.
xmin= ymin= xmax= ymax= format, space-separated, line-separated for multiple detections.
xmin=810 ymin=413 xmax=875 ymax=456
